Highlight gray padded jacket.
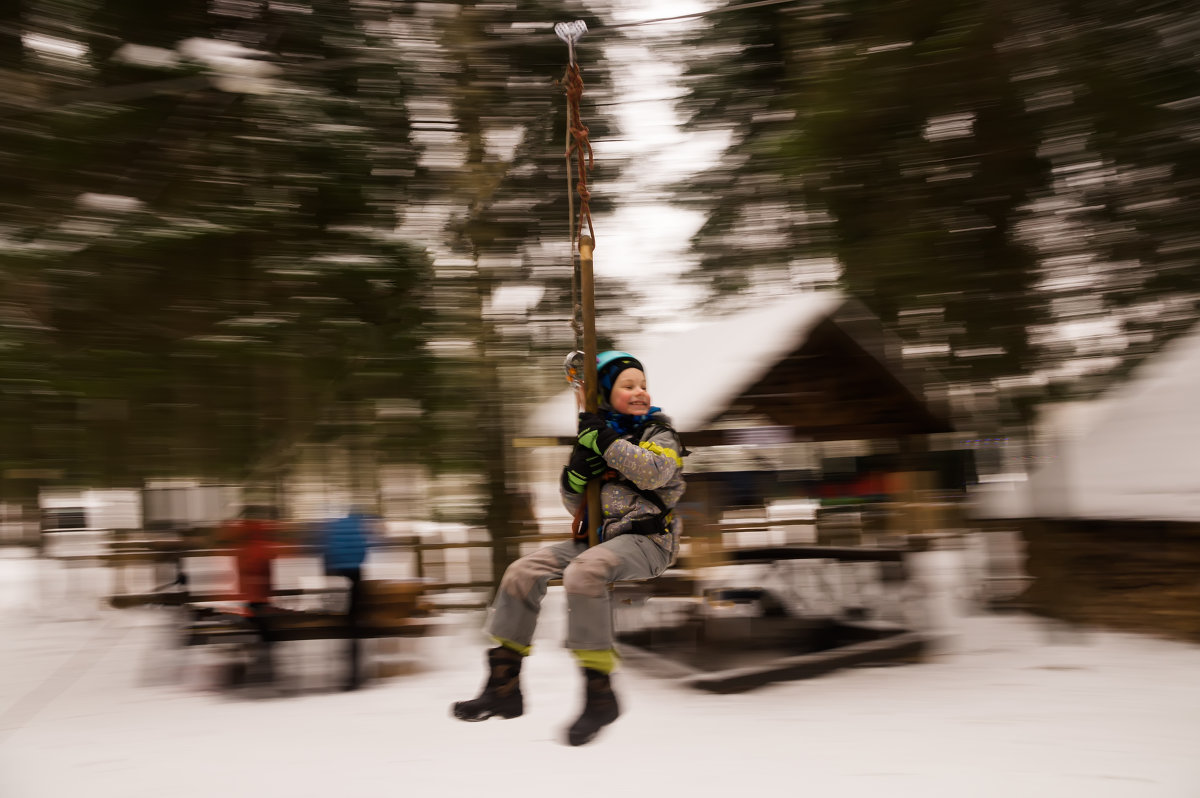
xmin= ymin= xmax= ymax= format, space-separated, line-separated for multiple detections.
xmin=560 ymin=413 xmax=686 ymax=558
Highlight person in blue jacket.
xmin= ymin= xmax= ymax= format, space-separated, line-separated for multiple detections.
xmin=321 ymin=506 xmax=377 ymax=690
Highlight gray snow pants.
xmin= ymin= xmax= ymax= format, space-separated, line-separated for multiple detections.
xmin=485 ymin=533 xmax=673 ymax=651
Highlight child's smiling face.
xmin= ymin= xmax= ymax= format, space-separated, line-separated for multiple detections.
xmin=609 ymin=368 xmax=650 ymax=415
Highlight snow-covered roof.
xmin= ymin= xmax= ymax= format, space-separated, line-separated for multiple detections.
xmin=523 ymin=290 xmax=946 ymax=439
xmin=525 ymin=291 xmax=843 ymax=437
xmin=1029 ymin=321 xmax=1200 ymax=522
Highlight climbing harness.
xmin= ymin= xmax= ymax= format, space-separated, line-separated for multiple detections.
xmin=569 ymin=418 xmax=685 ymax=543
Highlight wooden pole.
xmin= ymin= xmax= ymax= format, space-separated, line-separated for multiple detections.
xmin=556 ymin=20 xmax=597 ymax=546
xmin=578 ymin=235 xmax=601 ymax=547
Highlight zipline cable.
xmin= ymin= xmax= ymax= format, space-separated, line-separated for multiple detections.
xmin=605 ymin=0 xmax=803 ymax=30
xmin=2 ymin=0 xmax=804 ymax=118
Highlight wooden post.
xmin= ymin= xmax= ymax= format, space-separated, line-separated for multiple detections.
xmin=578 ymin=235 xmax=601 ymax=547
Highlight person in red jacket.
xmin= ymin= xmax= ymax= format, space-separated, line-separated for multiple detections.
xmin=228 ymin=505 xmax=279 ymax=682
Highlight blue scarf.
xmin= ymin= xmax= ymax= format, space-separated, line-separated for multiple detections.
xmin=602 ymin=406 xmax=663 ymax=438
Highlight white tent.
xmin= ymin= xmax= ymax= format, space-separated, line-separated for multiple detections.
xmin=1028 ymin=321 xmax=1200 ymax=522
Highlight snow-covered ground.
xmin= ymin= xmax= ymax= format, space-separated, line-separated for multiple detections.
xmin=2 ymin=549 xmax=1199 ymax=798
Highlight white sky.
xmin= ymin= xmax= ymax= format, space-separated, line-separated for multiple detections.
xmin=582 ymin=0 xmax=728 ymax=307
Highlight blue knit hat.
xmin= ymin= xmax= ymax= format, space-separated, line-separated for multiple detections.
xmin=596 ymin=350 xmax=644 ymax=407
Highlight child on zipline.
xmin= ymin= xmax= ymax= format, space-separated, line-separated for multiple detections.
xmin=452 ymin=350 xmax=686 ymax=746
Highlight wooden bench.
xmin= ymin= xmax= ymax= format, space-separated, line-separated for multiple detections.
xmin=182 ymin=604 xmax=438 ymax=646
xmin=181 ymin=579 xmax=436 ymax=646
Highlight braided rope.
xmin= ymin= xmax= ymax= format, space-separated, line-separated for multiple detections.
xmin=563 ymin=62 xmax=595 ymax=250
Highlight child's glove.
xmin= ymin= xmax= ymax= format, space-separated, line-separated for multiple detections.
xmin=561 ymin=444 xmax=607 ymax=494
xmin=577 ymin=412 xmax=620 ymax=455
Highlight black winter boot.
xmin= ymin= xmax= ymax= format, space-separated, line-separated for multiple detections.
xmin=452 ymin=646 xmax=524 ymax=721
xmin=565 ymin=668 xmax=620 ymax=746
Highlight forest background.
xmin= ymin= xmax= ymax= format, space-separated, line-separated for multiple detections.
xmin=1 ymin=0 xmax=1196 ymax=551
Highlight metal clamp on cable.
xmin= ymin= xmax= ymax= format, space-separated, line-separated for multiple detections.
xmin=554 ymin=20 xmax=588 ymax=65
